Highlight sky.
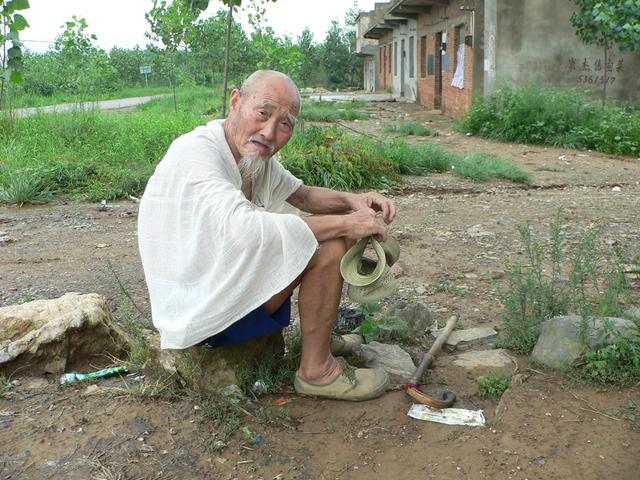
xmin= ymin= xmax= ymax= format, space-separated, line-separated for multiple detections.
xmin=22 ymin=0 xmax=379 ymax=53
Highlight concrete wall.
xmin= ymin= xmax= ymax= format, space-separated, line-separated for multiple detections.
xmin=495 ymin=0 xmax=640 ymax=103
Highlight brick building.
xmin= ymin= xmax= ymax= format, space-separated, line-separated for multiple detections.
xmin=356 ymin=0 xmax=640 ymax=118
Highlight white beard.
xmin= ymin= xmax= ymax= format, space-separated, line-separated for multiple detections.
xmin=238 ymin=155 xmax=267 ymax=184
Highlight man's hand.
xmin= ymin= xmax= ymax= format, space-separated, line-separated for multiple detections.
xmin=350 ymin=192 xmax=396 ymax=224
xmin=345 ymin=208 xmax=387 ymax=241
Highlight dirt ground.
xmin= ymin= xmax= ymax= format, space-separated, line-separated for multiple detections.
xmin=1 ymin=101 xmax=640 ymax=480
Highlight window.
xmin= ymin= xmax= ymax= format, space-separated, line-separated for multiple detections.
xmin=388 ymin=44 xmax=392 ymax=73
xmin=420 ymin=35 xmax=427 ymax=77
xmin=394 ymin=41 xmax=398 ymax=76
xmin=383 ymin=45 xmax=387 ymax=74
xmin=409 ymin=36 xmax=415 ymax=78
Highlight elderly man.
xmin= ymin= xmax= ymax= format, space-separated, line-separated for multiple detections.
xmin=138 ymin=70 xmax=396 ymax=401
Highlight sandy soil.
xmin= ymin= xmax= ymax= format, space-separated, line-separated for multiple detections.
xmin=1 ymin=102 xmax=639 ymax=479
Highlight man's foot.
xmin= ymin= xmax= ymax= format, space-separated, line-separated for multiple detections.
xmin=294 ymin=359 xmax=389 ymax=401
xmin=330 ymin=333 xmax=364 ymax=356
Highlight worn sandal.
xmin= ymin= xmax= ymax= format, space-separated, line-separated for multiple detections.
xmin=294 ymin=360 xmax=389 ymax=401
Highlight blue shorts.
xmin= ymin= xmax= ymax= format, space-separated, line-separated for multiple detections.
xmin=201 ymin=297 xmax=292 ymax=348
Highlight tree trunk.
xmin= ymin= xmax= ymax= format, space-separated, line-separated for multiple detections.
xmin=602 ymin=40 xmax=608 ymax=107
xmin=221 ymin=3 xmax=234 ymax=118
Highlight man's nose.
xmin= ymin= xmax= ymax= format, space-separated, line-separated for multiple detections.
xmin=259 ymin=118 xmax=277 ymax=141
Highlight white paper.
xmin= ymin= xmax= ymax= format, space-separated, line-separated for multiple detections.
xmin=408 ymin=404 xmax=485 ymax=426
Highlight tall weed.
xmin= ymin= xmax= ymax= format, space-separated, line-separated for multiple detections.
xmin=497 ymin=210 xmax=632 ymax=353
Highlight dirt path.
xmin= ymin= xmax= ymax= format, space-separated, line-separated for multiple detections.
xmin=1 ymin=103 xmax=639 ymax=479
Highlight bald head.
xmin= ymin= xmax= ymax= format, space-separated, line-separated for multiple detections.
xmin=239 ymin=70 xmax=301 ymax=117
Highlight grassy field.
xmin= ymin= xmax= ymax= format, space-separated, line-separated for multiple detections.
xmin=0 ymin=88 xmax=528 ymax=204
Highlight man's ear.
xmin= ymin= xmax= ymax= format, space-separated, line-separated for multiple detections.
xmin=229 ymin=88 xmax=241 ymax=113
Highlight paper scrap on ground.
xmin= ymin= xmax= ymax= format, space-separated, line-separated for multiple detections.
xmin=408 ymin=404 xmax=485 ymax=426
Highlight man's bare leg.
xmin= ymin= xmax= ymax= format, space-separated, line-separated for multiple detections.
xmin=264 ymin=238 xmax=347 ymax=385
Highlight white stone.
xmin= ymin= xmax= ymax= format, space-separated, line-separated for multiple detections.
xmin=433 ymin=327 xmax=497 ymax=350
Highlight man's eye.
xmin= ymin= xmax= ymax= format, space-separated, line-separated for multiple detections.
xmin=257 ymin=111 xmax=268 ymax=119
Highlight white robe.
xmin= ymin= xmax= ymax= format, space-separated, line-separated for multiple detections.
xmin=138 ymin=120 xmax=318 ymax=349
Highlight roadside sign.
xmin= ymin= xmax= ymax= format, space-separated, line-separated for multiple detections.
xmin=139 ymin=65 xmax=152 ymax=74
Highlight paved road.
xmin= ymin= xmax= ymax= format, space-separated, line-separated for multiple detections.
xmin=13 ymin=95 xmax=166 ymax=118
xmin=306 ymin=92 xmax=394 ymax=102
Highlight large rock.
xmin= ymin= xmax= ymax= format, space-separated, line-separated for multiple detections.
xmin=353 ymin=341 xmax=415 ymax=385
xmin=532 ymin=315 xmax=639 ymax=369
xmin=150 ymin=332 xmax=285 ymax=398
xmin=432 ymin=327 xmax=498 ymax=352
xmin=0 ymin=293 xmax=130 ymax=376
xmin=385 ymin=301 xmax=432 ymax=336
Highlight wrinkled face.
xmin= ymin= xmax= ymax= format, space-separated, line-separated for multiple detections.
xmin=225 ymin=77 xmax=299 ymax=162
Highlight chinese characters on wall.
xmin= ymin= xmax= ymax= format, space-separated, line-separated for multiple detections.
xmin=566 ymin=56 xmax=624 ymax=85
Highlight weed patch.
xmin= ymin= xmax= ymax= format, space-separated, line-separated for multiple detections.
xmin=352 ymin=303 xmax=410 ymax=342
xmin=496 ymin=210 xmax=632 ymax=354
xmin=576 ymin=333 xmax=640 ymax=386
xmin=460 ymin=84 xmax=640 ymax=156
xmin=477 ymin=375 xmax=511 ymax=398
xmin=0 ymin=375 xmax=13 ymax=398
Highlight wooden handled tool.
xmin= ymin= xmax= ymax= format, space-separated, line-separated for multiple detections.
xmin=403 ymin=315 xmax=458 ymax=408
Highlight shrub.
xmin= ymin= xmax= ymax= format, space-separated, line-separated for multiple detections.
xmin=460 ymin=84 xmax=640 ymax=156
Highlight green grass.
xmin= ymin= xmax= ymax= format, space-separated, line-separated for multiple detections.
xmin=0 ymin=89 xmax=216 ymax=201
xmin=1 ymin=103 xmax=527 ymax=204
xmin=6 ymin=86 xmax=175 ymax=109
xmin=384 ymin=121 xmax=436 ymax=137
xmin=459 ymin=83 xmax=640 ymax=156
xmin=301 ymin=100 xmax=369 ymax=122
xmin=477 ymin=375 xmax=511 ymax=398
xmin=280 ymin=125 xmax=528 ymax=190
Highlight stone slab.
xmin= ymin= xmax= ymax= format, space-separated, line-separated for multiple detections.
xmin=453 ymin=349 xmax=513 ymax=372
xmin=433 ymin=327 xmax=497 ymax=351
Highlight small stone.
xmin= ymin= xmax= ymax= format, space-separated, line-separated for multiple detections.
xmin=193 ymin=405 xmax=201 ymax=411
xmin=169 ymin=427 xmax=177 ymax=435
xmin=611 ymin=186 xmax=621 ymax=192
xmin=415 ymin=286 xmax=427 ymax=295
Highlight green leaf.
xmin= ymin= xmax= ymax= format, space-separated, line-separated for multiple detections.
xmin=8 ymin=0 xmax=30 ymax=11
xmin=10 ymin=13 xmax=29 ymax=31
xmin=7 ymin=45 xmax=22 ymax=61
xmin=9 ymin=69 xmax=23 ymax=84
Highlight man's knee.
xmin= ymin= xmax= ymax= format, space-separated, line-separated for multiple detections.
xmin=311 ymin=238 xmax=348 ymax=269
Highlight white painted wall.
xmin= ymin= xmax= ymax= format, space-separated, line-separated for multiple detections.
xmin=392 ymin=19 xmax=418 ymax=102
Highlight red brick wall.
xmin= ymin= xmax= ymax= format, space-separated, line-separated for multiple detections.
xmin=415 ymin=12 xmax=474 ymax=118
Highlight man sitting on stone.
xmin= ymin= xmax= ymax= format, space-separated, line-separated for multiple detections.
xmin=138 ymin=70 xmax=396 ymax=401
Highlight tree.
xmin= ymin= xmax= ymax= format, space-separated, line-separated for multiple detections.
xmin=570 ymin=0 xmax=640 ymax=105
xmin=297 ymin=27 xmax=317 ymax=87
xmin=146 ymin=0 xmax=206 ymax=111
xmin=54 ymin=16 xmax=114 ymax=98
xmin=0 ymin=0 xmax=29 ymax=112
xmin=322 ymin=20 xmax=352 ymax=88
